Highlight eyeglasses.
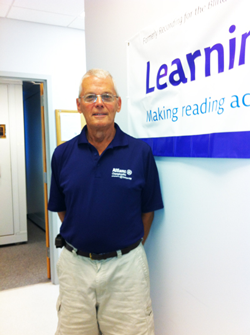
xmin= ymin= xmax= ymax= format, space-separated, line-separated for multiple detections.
xmin=79 ymin=93 xmax=118 ymax=103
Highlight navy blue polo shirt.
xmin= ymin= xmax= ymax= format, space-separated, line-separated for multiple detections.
xmin=48 ymin=124 xmax=163 ymax=253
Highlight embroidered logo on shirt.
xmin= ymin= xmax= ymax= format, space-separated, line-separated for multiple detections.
xmin=111 ymin=168 xmax=133 ymax=180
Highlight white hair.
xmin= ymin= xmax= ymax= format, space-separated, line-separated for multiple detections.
xmin=78 ymin=68 xmax=119 ymax=97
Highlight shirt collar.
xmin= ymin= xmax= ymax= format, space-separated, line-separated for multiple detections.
xmin=78 ymin=123 xmax=128 ymax=148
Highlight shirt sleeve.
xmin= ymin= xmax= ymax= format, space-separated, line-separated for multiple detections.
xmin=48 ymin=150 xmax=66 ymax=212
xmin=141 ymin=147 xmax=164 ymax=213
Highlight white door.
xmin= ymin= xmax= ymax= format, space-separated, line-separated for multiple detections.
xmin=0 ymin=81 xmax=27 ymax=245
xmin=0 ymin=84 xmax=14 ymax=236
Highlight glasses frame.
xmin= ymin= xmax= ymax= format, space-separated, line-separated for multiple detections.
xmin=79 ymin=93 xmax=119 ymax=103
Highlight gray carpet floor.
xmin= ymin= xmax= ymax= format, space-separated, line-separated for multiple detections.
xmin=0 ymin=220 xmax=50 ymax=291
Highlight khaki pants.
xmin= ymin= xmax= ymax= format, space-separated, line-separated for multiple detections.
xmin=55 ymin=243 xmax=154 ymax=335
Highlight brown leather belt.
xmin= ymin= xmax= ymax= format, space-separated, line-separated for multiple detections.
xmin=64 ymin=239 xmax=141 ymax=260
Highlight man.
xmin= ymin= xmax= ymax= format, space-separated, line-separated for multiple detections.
xmin=48 ymin=69 xmax=163 ymax=335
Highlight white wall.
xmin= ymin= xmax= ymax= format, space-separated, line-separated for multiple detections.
xmin=0 ymin=18 xmax=85 ymax=111
xmin=85 ymin=1 xmax=250 ymax=334
xmin=0 ymin=17 xmax=86 ymax=283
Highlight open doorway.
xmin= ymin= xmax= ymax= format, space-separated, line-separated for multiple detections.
xmin=23 ymin=82 xmax=45 ymax=230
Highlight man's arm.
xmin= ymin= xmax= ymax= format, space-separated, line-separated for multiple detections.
xmin=141 ymin=211 xmax=154 ymax=245
xmin=58 ymin=211 xmax=66 ymax=223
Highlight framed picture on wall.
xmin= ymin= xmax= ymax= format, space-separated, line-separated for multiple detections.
xmin=55 ymin=110 xmax=86 ymax=146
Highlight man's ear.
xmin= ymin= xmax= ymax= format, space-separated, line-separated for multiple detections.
xmin=116 ymin=97 xmax=122 ymax=113
xmin=76 ymin=98 xmax=81 ymax=113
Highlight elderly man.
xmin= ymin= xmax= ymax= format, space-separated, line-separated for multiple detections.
xmin=48 ymin=69 xmax=163 ymax=335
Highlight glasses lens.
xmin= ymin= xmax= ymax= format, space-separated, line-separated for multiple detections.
xmin=101 ymin=94 xmax=114 ymax=102
xmin=84 ymin=94 xmax=97 ymax=102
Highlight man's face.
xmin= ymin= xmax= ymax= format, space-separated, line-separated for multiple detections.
xmin=76 ymin=76 xmax=122 ymax=131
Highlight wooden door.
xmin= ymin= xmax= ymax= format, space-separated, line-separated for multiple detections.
xmin=40 ymin=83 xmax=51 ymax=279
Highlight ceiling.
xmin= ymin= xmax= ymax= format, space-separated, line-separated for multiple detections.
xmin=0 ymin=0 xmax=85 ymax=30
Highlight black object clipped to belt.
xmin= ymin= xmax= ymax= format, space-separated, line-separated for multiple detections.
xmin=55 ymin=234 xmax=66 ymax=248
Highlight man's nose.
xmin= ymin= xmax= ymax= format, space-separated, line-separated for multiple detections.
xmin=95 ymin=95 xmax=104 ymax=105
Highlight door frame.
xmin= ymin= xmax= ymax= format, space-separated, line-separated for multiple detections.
xmin=0 ymin=70 xmax=59 ymax=284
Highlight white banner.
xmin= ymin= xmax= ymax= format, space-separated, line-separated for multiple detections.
xmin=127 ymin=0 xmax=250 ymax=139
